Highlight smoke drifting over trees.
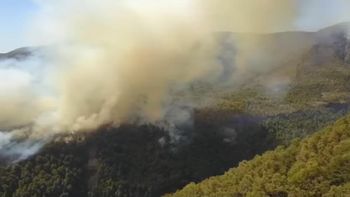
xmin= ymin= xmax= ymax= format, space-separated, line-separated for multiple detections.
xmin=0 ymin=0 xmax=349 ymax=161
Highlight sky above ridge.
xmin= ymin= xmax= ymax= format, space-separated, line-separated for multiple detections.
xmin=0 ymin=0 xmax=350 ymax=52
xmin=0 ymin=0 xmax=38 ymax=52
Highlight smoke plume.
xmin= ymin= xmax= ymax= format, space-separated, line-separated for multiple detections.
xmin=0 ymin=0 xmax=302 ymax=161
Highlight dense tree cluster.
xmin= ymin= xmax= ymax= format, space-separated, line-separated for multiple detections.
xmin=167 ymin=115 xmax=350 ymax=197
xmin=263 ymin=104 xmax=350 ymax=145
xmin=0 ymin=114 xmax=273 ymax=197
xmin=287 ymin=65 xmax=350 ymax=105
xmin=1 ymin=101 xmax=349 ymax=197
xmin=88 ymin=120 xmax=273 ymax=197
xmin=0 ymin=141 xmax=87 ymax=197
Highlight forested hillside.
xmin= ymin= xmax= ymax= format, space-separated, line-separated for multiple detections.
xmin=1 ymin=22 xmax=350 ymax=197
xmin=1 ymin=102 xmax=349 ymax=197
xmin=0 ymin=139 xmax=88 ymax=197
xmin=167 ymin=115 xmax=350 ymax=197
xmin=0 ymin=118 xmax=274 ymax=197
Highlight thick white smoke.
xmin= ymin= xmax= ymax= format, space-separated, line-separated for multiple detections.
xmin=0 ymin=0 xmax=303 ymax=161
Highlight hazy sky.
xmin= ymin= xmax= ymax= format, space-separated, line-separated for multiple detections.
xmin=0 ymin=0 xmax=38 ymax=52
xmin=0 ymin=0 xmax=350 ymax=52
xmin=295 ymin=0 xmax=350 ymax=30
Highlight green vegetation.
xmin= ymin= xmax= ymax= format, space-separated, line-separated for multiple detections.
xmin=263 ymin=104 xmax=350 ymax=145
xmin=0 ymin=140 xmax=87 ymax=197
xmin=1 ymin=86 xmax=350 ymax=197
xmin=166 ymin=115 xmax=350 ymax=197
xmin=89 ymin=122 xmax=273 ymax=197
xmin=287 ymin=65 xmax=350 ymax=106
xmin=1 ymin=101 xmax=349 ymax=197
xmin=0 ymin=120 xmax=273 ymax=197
xmin=1 ymin=34 xmax=350 ymax=196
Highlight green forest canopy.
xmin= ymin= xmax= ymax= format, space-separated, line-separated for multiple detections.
xmin=166 ymin=115 xmax=350 ymax=197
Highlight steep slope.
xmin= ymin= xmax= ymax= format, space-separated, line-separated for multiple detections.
xmin=166 ymin=115 xmax=350 ymax=197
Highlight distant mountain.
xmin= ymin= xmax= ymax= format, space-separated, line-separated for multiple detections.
xmin=0 ymin=47 xmax=35 ymax=61
xmin=252 ymin=22 xmax=349 ymax=72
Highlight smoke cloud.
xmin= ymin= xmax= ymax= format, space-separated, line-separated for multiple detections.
xmin=0 ymin=0 xmax=304 ymax=161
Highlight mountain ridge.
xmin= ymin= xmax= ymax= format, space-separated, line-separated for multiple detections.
xmin=1 ymin=22 xmax=350 ymax=197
